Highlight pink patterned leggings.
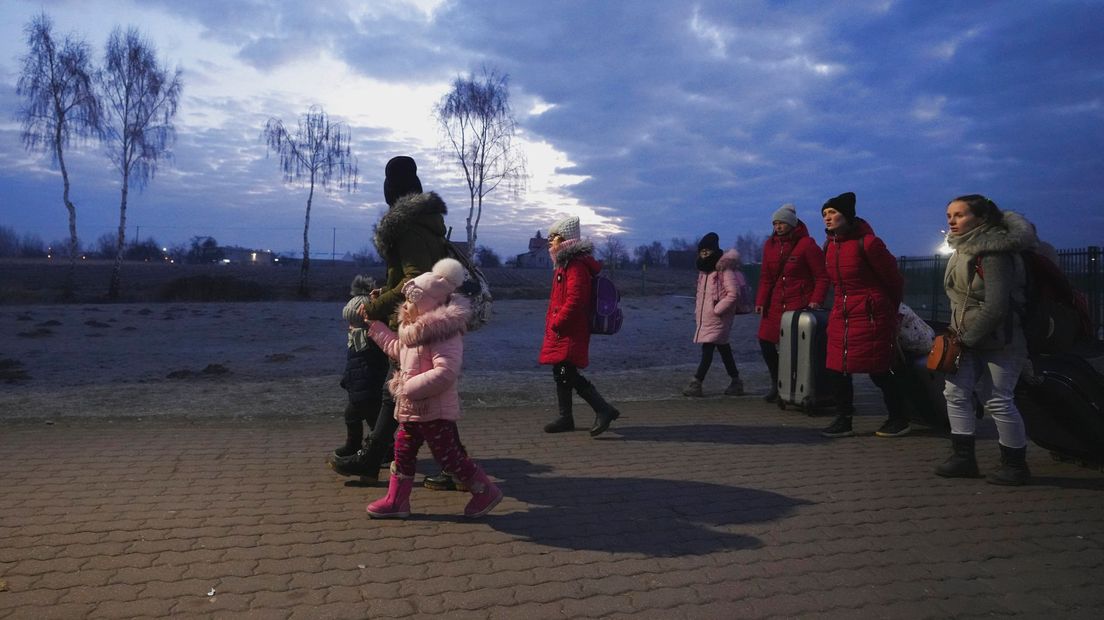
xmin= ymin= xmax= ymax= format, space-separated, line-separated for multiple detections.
xmin=392 ymin=419 xmax=476 ymax=482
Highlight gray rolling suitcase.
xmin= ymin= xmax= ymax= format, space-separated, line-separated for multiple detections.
xmin=777 ymin=309 xmax=833 ymax=414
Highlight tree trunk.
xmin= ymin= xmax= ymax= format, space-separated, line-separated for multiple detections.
xmin=108 ymin=170 xmax=129 ymax=300
xmin=466 ymin=193 xmax=476 ymax=257
xmin=55 ymin=133 xmax=77 ymax=301
xmin=299 ymin=179 xmax=315 ymax=298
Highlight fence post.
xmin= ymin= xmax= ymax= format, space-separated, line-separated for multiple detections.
xmin=1090 ymin=246 xmax=1102 ymax=340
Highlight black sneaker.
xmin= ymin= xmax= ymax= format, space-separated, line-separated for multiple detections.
xmin=875 ymin=418 xmax=911 ymax=437
xmin=329 ymin=449 xmax=381 ymax=480
xmin=763 ymin=388 xmax=779 ymax=403
xmin=820 ymin=415 xmax=854 ymax=438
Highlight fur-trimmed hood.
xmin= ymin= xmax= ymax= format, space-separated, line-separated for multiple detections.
xmin=551 ymin=238 xmax=596 ymax=268
xmin=396 ymin=295 xmax=471 ymax=347
xmin=374 ymin=191 xmax=448 ymax=259
xmin=715 ymin=248 xmax=741 ymax=271
xmin=947 ymin=211 xmax=1038 ymax=256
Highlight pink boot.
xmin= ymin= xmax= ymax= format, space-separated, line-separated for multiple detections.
xmin=462 ymin=466 xmax=503 ymax=518
xmin=366 ymin=470 xmax=413 ymax=519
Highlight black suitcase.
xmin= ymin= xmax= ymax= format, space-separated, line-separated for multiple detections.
xmin=1015 ymin=353 xmax=1104 ymax=465
xmin=894 ymin=354 xmax=950 ymax=429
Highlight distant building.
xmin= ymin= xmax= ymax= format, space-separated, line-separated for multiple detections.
xmin=667 ymin=250 xmax=696 ymax=270
xmin=516 ymin=231 xmax=552 ymax=269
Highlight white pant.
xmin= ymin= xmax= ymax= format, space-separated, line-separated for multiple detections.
xmin=943 ymin=346 xmax=1028 ymax=448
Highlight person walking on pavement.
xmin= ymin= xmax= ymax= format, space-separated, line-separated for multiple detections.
xmin=682 ymin=232 xmax=748 ymax=398
xmin=332 ymin=275 xmax=390 ymax=459
xmin=540 ymin=215 xmax=622 ymax=436
xmin=330 ymin=155 xmax=456 ymax=487
xmin=818 ymin=192 xmax=911 ymax=438
xmin=754 ymin=204 xmax=828 ymax=402
xmin=935 ymin=195 xmax=1037 ymax=485
xmin=358 ymin=258 xmax=503 ymax=519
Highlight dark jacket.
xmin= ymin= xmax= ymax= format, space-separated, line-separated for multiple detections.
xmin=360 ymin=191 xmax=450 ymax=329
xmin=755 ymin=220 xmax=829 ymax=343
xmin=539 ymin=239 xmax=601 ymax=368
xmin=824 ymin=218 xmax=904 ymax=374
xmin=341 ymin=341 xmax=388 ymax=403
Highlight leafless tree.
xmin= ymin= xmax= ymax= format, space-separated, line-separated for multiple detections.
xmin=633 ymin=241 xmax=667 ymax=267
xmin=735 ymin=231 xmax=770 ymax=264
xmin=599 ymin=235 xmax=629 ymax=270
xmin=99 ymin=26 xmax=182 ymax=299
xmin=262 ymin=105 xmax=358 ymax=297
xmin=669 ymin=237 xmax=695 ymax=251
xmin=16 ymin=12 xmax=101 ymax=298
xmin=435 ymin=66 xmax=526 ymax=254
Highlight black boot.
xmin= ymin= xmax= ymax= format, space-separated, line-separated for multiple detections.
xmin=332 ymin=422 xmax=363 ymax=459
xmin=987 ymin=444 xmax=1031 ymax=486
xmin=544 ymin=384 xmax=575 ymax=433
xmin=329 ymin=435 xmax=387 ymax=481
xmin=576 ymin=378 xmax=621 ymax=437
xmin=934 ymin=434 xmax=980 ymax=478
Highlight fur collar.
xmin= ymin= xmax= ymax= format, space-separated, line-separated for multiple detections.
xmin=715 ymin=248 xmax=741 ymax=272
xmin=397 ymin=295 xmax=471 ymax=346
xmin=374 ymin=192 xmax=448 ymax=258
xmin=551 ymin=238 xmax=595 ymax=268
xmin=947 ymin=211 xmax=1037 ymax=255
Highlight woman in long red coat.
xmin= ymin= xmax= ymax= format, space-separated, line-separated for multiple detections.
xmin=539 ymin=216 xmax=622 ymax=437
xmin=818 ymin=192 xmax=910 ymax=439
xmin=754 ymin=204 xmax=829 ymax=402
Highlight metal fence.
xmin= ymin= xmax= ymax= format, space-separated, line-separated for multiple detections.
xmin=900 ymin=246 xmax=1103 ymax=339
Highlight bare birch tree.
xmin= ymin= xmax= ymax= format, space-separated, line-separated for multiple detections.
xmin=99 ymin=26 xmax=182 ymax=299
xmin=262 ymin=106 xmax=358 ymax=297
xmin=16 ymin=12 xmax=101 ymax=299
xmin=435 ymin=66 xmax=526 ymax=254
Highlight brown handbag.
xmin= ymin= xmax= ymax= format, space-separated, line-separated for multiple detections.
xmin=926 ymin=331 xmax=962 ymax=374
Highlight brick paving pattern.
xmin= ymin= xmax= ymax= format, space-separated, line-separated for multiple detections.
xmin=2 ymin=397 xmax=1103 ymax=618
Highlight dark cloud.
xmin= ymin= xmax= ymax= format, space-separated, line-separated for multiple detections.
xmin=2 ymin=0 xmax=1101 ymax=256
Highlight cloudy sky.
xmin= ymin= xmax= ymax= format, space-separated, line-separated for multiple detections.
xmin=1 ymin=0 xmax=1101 ymax=260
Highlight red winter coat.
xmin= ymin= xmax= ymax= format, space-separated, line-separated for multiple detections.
xmin=539 ymin=240 xmax=601 ymax=368
xmin=755 ymin=220 xmax=829 ymax=343
xmin=823 ymin=218 xmax=903 ymax=375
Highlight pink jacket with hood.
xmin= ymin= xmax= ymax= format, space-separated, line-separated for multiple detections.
xmin=693 ymin=249 xmax=746 ymax=344
xmin=367 ymin=295 xmax=471 ymax=423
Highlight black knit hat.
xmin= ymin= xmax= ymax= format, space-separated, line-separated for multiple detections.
xmin=822 ymin=192 xmax=856 ymax=221
xmin=383 ymin=156 xmax=423 ymax=207
xmin=697 ymin=232 xmax=721 ymax=252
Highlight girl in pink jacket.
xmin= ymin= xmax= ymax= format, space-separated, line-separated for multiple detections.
xmin=359 ymin=258 xmax=502 ymax=519
xmin=683 ymin=233 xmax=748 ymax=397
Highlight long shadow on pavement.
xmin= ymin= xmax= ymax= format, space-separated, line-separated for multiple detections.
xmin=469 ymin=457 xmax=812 ymax=557
xmin=611 ymin=423 xmax=830 ymax=446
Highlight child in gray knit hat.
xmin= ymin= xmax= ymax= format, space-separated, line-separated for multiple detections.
xmin=332 ymin=275 xmax=390 ymax=461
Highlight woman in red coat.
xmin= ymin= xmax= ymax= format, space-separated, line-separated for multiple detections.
xmin=539 ymin=216 xmax=622 ymax=437
xmin=754 ymin=204 xmax=829 ymax=402
xmin=818 ymin=192 xmax=909 ymax=439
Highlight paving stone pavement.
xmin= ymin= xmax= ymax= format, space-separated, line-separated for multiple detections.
xmin=2 ymin=396 xmax=1104 ymax=619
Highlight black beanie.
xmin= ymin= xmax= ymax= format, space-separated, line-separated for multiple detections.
xmin=697 ymin=232 xmax=721 ymax=252
xmin=822 ymin=192 xmax=856 ymax=221
xmin=383 ymin=156 xmax=423 ymax=207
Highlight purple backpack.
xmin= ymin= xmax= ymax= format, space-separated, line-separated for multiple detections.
xmin=590 ymin=273 xmax=623 ymax=335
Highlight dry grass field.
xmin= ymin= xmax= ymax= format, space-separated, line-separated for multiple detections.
xmin=0 ymin=258 xmax=696 ymax=304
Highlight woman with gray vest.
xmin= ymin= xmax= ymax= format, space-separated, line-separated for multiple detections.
xmin=936 ymin=195 xmax=1038 ymax=485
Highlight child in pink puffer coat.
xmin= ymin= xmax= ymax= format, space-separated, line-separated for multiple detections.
xmin=683 ymin=232 xmax=748 ymax=397
xmin=358 ymin=257 xmax=502 ymax=519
